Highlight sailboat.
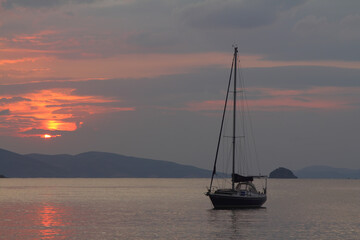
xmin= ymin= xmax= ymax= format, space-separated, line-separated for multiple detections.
xmin=206 ymin=47 xmax=267 ymax=209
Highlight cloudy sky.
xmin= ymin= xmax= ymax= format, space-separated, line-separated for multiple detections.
xmin=1 ymin=0 xmax=360 ymax=173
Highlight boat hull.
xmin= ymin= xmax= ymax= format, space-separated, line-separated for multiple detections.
xmin=208 ymin=193 xmax=266 ymax=209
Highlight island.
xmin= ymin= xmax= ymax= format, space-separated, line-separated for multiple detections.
xmin=269 ymin=167 xmax=298 ymax=179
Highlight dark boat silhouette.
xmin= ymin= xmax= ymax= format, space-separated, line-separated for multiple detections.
xmin=206 ymin=47 xmax=267 ymax=209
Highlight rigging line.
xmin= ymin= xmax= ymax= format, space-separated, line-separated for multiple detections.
xmin=223 ymin=135 xmax=231 ymax=178
xmin=239 ymin=59 xmax=262 ymax=176
xmin=209 ymin=55 xmax=235 ymax=190
xmin=240 ymin=68 xmax=249 ymax=174
xmin=239 ymin=63 xmax=252 ymax=174
xmin=236 ymin=56 xmax=249 ymax=175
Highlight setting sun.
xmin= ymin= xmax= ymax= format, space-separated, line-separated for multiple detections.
xmin=41 ymin=134 xmax=61 ymax=139
xmin=0 ymin=88 xmax=133 ymax=138
xmin=43 ymin=134 xmax=52 ymax=139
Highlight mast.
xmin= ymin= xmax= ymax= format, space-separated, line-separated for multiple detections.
xmin=209 ymin=54 xmax=234 ymax=191
xmin=232 ymin=47 xmax=238 ymax=190
xmin=208 ymin=47 xmax=239 ymax=192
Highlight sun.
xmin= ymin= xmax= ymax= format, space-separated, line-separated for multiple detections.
xmin=43 ymin=134 xmax=52 ymax=139
xmin=41 ymin=134 xmax=61 ymax=139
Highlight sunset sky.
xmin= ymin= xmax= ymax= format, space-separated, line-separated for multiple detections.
xmin=1 ymin=0 xmax=360 ymax=173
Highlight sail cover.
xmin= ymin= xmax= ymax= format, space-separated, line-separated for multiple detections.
xmin=232 ymin=173 xmax=253 ymax=182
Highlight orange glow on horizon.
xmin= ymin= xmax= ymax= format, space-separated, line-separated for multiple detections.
xmin=0 ymin=88 xmax=134 ymax=138
xmin=46 ymin=120 xmax=77 ymax=132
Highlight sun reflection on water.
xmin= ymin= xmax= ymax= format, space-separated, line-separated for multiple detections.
xmin=38 ymin=204 xmax=67 ymax=239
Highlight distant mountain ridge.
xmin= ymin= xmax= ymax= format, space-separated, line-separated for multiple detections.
xmin=2 ymin=148 xmax=359 ymax=179
xmin=0 ymin=148 xmax=212 ymax=178
xmin=295 ymin=165 xmax=360 ymax=179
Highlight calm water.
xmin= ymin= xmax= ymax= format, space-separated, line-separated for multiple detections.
xmin=0 ymin=178 xmax=359 ymax=240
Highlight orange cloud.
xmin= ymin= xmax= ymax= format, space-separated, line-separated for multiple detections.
xmin=246 ymin=97 xmax=351 ymax=111
xmin=0 ymin=57 xmax=40 ymax=65
xmin=2 ymin=44 xmax=360 ymax=85
xmin=183 ymin=87 xmax=360 ymax=112
xmin=249 ymin=86 xmax=360 ymax=97
xmin=0 ymin=88 xmax=134 ymax=138
xmin=2 ymin=28 xmax=360 ymax=86
xmin=11 ymin=30 xmax=60 ymax=46
xmin=238 ymin=55 xmax=360 ymax=69
xmin=47 ymin=53 xmax=360 ymax=82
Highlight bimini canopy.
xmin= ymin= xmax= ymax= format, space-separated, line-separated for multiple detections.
xmin=232 ymin=173 xmax=254 ymax=182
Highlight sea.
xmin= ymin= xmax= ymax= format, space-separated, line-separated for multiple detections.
xmin=0 ymin=178 xmax=359 ymax=240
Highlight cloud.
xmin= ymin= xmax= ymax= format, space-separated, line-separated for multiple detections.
xmin=0 ymin=52 xmax=232 ymax=85
xmin=181 ymin=0 xmax=305 ymax=29
xmin=1 ymin=0 xmax=98 ymax=9
xmin=10 ymin=30 xmax=62 ymax=47
xmin=293 ymin=14 xmax=360 ymax=45
xmin=0 ymin=57 xmax=41 ymax=65
xmin=0 ymin=96 xmax=31 ymax=105
xmin=182 ymin=87 xmax=360 ymax=112
xmin=1 ymin=0 xmax=359 ymax=68
xmin=2 ymin=49 xmax=360 ymax=86
xmin=0 ymin=88 xmax=134 ymax=138
xmin=0 ymin=109 xmax=10 ymax=115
